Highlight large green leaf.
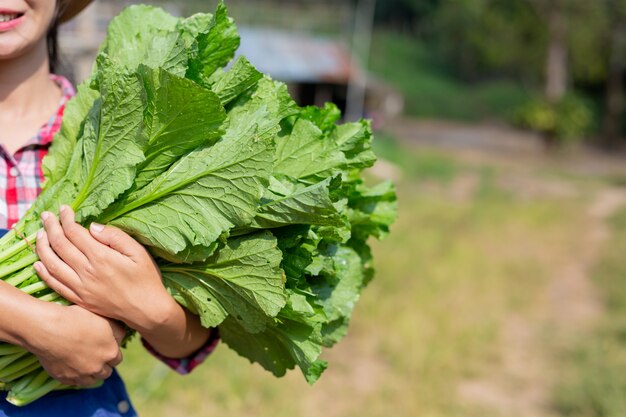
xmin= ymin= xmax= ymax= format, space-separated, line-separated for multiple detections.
xmin=161 ymin=231 xmax=286 ymax=333
xmin=71 ymin=56 xmax=146 ymax=220
xmin=220 ymin=295 xmax=328 ymax=384
xmin=42 ymin=83 xmax=99 ymax=187
xmin=105 ymin=129 xmax=272 ymax=261
xmin=348 ymin=181 xmax=398 ymax=240
xmin=186 ymin=1 xmax=240 ymax=85
xmin=102 ymin=5 xmax=186 ymax=75
xmin=299 ymin=103 xmax=342 ymax=134
xmin=211 ymin=56 xmax=263 ymax=106
xmin=308 ymin=245 xmax=366 ymax=347
xmin=251 ymin=176 xmax=343 ymax=229
xmin=274 ymin=116 xmax=376 ymax=185
xmin=273 ymin=119 xmax=346 ymax=184
xmin=132 ymin=66 xmax=226 ymax=190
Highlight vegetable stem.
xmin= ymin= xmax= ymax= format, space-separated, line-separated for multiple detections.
xmin=0 ymin=356 xmax=39 ymax=380
xmin=0 ymin=231 xmax=38 ymax=265
xmin=37 ymin=292 xmax=62 ymax=303
xmin=9 ymin=369 xmax=40 ymax=393
xmin=20 ymin=281 xmax=48 ymax=296
xmin=5 ymin=268 xmax=36 ymax=288
xmin=0 ymin=230 xmax=16 ymax=251
xmin=0 ymin=345 xmax=26 ymax=357
xmin=0 ymin=352 xmax=28 ymax=370
xmin=0 ymin=254 xmax=39 ymax=281
xmin=7 ymin=372 xmax=63 ymax=406
xmin=0 ymin=362 xmax=42 ymax=383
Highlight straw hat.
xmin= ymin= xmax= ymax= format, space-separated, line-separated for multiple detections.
xmin=59 ymin=0 xmax=94 ymax=23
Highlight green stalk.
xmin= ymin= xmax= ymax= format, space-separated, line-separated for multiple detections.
xmin=98 ymin=166 xmax=218 ymax=224
xmin=0 ymin=362 xmax=41 ymax=383
xmin=5 ymin=267 xmax=36 ymax=288
xmin=0 ymin=231 xmax=38 ymax=265
xmin=37 ymin=293 xmax=57 ymax=302
xmin=20 ymin=281 xmax=48 ymax=296
xmin=0 ymin=352 xmax=28 ymax=370
xmin=0 ymin=253 xmax=39 ymax=281
xmin=9 ymin=369 xmax=40 ymax=393
xmin=0 ymin=345 xmax=26 ymax=356
xmin=0 ymin=356 xmax=39 ymax=380
xmin=0 ymin=230 xmax=16 ymax=251
xmin=37 ymin=292 xmax=61 ymax=303
xmin=7 ymin=371 xmax=63 ymax=406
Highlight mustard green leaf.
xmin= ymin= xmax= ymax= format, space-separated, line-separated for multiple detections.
xmin=161 ymin=231 xmax=286 ymax=332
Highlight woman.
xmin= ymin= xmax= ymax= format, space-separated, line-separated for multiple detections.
xmin=0 ymin=1 xmax=218 ymax=415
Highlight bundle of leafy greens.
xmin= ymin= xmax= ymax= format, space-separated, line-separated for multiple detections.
xmin=0 ymin=2 xmax=396 ymax=406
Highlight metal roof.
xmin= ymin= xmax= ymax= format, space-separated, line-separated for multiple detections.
xmin=236 ymin=27 xmax=359 ymax=84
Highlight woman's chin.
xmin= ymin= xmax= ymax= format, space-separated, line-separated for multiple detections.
xmin=0 ymin=36 xmax=42 ymax=63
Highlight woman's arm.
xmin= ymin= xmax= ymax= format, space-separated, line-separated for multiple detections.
xmin=0 ymin=281 xmax=124 ymax=386
xmin=35 ymin=206 xmax=211 ymax=359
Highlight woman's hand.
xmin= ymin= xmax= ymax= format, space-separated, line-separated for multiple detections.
xmin=34 ymin=205 xmax=177 ymax=334
xmin=27 ymin=304 xmax=124 ymax=387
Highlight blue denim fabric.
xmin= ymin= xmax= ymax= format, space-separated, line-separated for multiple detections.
xmin=0 ymin=230 xmax=137 ymax=416
xmin=0 ymin=370 xmax=138 ymax=417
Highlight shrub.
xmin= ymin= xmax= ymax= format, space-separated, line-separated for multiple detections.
xmin=515 ymin=94 xmax=593 ymax=146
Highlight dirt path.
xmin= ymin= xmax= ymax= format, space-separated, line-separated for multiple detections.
xmin=387 ymin=117 xmax=626 ymax=178
xmin=455 ymin=186 xmax=626 ymax=417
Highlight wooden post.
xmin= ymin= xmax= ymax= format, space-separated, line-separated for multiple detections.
xmin=346 ymin=0 xmax=376 ymax=122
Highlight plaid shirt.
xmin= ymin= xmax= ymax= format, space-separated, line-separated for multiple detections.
xmin=0 ymin=75 xmax=218 ymax=374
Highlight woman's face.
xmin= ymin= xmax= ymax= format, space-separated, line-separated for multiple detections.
xmin=0 ymin=0 xmax=57 ymax=60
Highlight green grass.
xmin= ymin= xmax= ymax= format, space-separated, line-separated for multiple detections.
xmin=372 ymin=132 xmax=459 ymax=182
xmin=370 ymin=32 xmax=532 ymax=122
xmin=116 ymin=139 xmax=592 ymax=417
xmin=553 ymin=209 xmax=626 ymax=417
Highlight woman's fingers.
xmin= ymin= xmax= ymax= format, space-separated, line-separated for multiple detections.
xmin=58 ymin=205 xmax=110 ymax=262
xmin=95 ymin=364 xmax=113 ymax=381
xmin=34 ymin=228 xmax=82 ymax=303
xmin=33 ymin=260 xmax=81 ymax=304
xmin=108 ymin=350 xmax=123 ymax=368
xmin=89 ymin=223 xmax=142 ymax=261
xmin=40 ymin=211 xmax=88 ymax=268
xmin=69 ymin=376 xmax=99 ymax=388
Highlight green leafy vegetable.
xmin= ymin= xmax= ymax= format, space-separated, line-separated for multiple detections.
xmin=0 ymin=1 xmax=396 ymax=406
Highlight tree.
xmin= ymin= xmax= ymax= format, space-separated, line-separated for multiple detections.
xmin=526 ymin=0 xmax=571 ymax=103
xmin=433 ymin=0 xmax=546 ymax=82
xmin=601 ymin=0 xmax=626 ymax=148
xmin=374 ymin=0 xmax=439 ymax=33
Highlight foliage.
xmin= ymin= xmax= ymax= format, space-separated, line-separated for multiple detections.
xmin=514 ymin=94 xmax=594 ymax=143
xmin=433 ymin=0 xmax=546 ymax=81
xmin=370 ymin=31 xmax=532 ymax=121
xmin=374 ymin=0 xmax=439 ymax=33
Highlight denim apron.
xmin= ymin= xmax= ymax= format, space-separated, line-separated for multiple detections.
xmin=0 ymin=230 xmax=138 ymax=416
xmin=0 ymin=370 xmax=138 ymax=417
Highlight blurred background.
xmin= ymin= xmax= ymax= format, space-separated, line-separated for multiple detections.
xmin=59 ymin=1 xmax=626 ymax=416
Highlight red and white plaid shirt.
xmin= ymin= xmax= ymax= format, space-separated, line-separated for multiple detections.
xmin=0 ymin=75 xmax=72 ymax=229
xmin=0 ymin=75 xmax=218 ymax=374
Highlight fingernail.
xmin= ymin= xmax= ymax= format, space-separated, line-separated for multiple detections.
xmin=90 ymin=223 xmax=105 ymax=233
xmin=59 ymin=205 xmax=67 ymax=213
xmin=41 ymin=212 xmax=50 ymax=221
xmin=33 ymin=262 xmax=41 ymax=272
xmin=37 ymin=230 xmax=44 ymax=240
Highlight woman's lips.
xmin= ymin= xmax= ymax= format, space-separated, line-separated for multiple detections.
xmin=0 ymin=13 xmax=24 ymax=32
